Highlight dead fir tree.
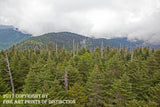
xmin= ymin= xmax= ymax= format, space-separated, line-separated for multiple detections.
xmin=76 ymin=43 xmax=79 ymax=55
xmin=58 ymin=66 xmax=68 ymax=92
xmin=73 ymin=39 xmax=75 ymax=57
xmin=64 ymin=66 xmax=68 ymax=91
xmin=5 ymin=52 xmax=15 ymax=98
xmin=56 ymin=43 xmax=58 ymax=57
xmin=101 ymin=41 xmax=104 ymax=58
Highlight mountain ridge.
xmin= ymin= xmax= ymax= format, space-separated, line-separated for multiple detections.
xmin=0 ymin=24 xmax=159 ymax=50
xmin=16 ymin=32 xmax=159 ymax=50
xmin=0 ymin=25 xmax=31 ymax=50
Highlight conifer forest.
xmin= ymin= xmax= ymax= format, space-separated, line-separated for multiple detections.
xmin=0 ymin=44 xmax=160 ymax=107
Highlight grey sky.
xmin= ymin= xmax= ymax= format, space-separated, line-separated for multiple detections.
xmin=0 ymin=0 xmax=160 ymax=44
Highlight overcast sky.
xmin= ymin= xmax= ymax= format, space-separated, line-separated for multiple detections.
xmin=0 ymin=0 xmax=160 ymax=44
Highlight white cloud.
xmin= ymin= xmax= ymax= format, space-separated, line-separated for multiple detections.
xmin=0 ymin=0 xmax=160 ymax=44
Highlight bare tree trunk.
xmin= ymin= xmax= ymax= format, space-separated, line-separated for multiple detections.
xmin=47 ymin=44 xmax=50 ymax=57
xmin=141 ymin=43 xmax=143 ymax=50
xmin=64 ymin=66 xmax=68 ymax=92
xmin=101 ymin=41 xmax=104 ymax=58
xmin=84 ymin=38 xmax=86 ymax=49
xmin=56 ymin=43 xmax=58 ymax=57
xmin=76 ymin=43 xmax=79 ymax=55
xmin=73 ymin=39 xmax=75 ymax=57
xmin=124 ymin=46 xmax=128 ymax=57
xmin=90 ymin=49 xmax=92 ymax=56
xmin=131 ymin=48 xmax=134 ymax=61
xmin=5 ymin=52 xmax=15 ymax=98
xmin=131 ymin=51 xmax=133 ymax=61
xmin=58 ymin=67 xmax=69 ymax=92
xmin=28 ymin=48 xmax=31 ymax=59
xmin=120 ymin=43 xmax=122 ymax=51
xmin=34 ymin=47 xmax=36 ymax=55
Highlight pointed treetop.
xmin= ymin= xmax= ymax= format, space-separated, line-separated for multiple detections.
xmin=93 ymin=64 xmax=99 ymax=73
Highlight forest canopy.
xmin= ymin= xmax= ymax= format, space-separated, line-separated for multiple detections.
xmin=0 ymin=45 xmax=160 ymax=107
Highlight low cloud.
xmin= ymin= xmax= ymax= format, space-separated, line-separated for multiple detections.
xmin=0 ymin=0 xmax=160 ymax=44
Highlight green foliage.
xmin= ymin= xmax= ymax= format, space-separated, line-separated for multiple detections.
xmin=0 ymin=45 xmax=160 ymax=107
xmin=111 ymin=73 xmax=135 ymax=106
xmin=86 ymin=64 xmax=106 ymax=107
xmin=126 ymin=99 xmax=157 ymax=107
xmin=0 ymin=77 xmax=9 ymax=95
xmin=68 ymin=83 xmax=87 ymax=106
xmin=48 ymin=80 xmax=67 ymax=100
xmin=23 ymin=71 xmax=40 ymax=93
xmin=149 ymin=83 xmax=160 ymax=105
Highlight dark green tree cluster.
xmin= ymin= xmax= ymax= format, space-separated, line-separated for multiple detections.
xmin=0 ymin=45 xmax=160 ymax=107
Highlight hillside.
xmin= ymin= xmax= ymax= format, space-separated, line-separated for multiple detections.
xmin=0 ymin=25 xmax=31 ymax=50
xmin=17 ymin=32 xmax=159 ymax=50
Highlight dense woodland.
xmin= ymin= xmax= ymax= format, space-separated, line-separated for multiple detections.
xmin=0 ymin=44 xmax=160 ymax=107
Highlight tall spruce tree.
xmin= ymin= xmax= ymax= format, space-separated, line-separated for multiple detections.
xmin=86 ymin=64 xmax=105 ymax=107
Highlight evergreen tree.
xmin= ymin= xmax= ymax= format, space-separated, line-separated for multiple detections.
xmin=125 ymin=59 xmax=150 ymax=100
xmin=48 ymin=80 xmax=67 ymax=100
xmin=68 ymin=83 xmax=87 ymax=107
xmin=67 ymin=65 xmax=82 ymax=87
xmin=0 ymin=77 xmax=9 ymax=95
xmin=126 ymin=99 xmax=157 ymax=107
xmin=149 ymin=83 xmax=160 ymax=105
xmin=86 ymin=64 xmax=105 ymax=107
xmin=23 ymin=71 xmax=40 ymax=93
xmin=111 ymin=73 xmax=135 ymax=106
xmin=78 ymin=52 xmax=91 ymax=84
xmin=0 ymin=45 xmax=160 ymax=107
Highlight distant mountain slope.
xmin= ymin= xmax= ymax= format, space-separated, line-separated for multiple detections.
xmin=17 ymin=32 xmax=159 ymax=50
xmin=0 ymin=25 xmax=31 ymax=50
